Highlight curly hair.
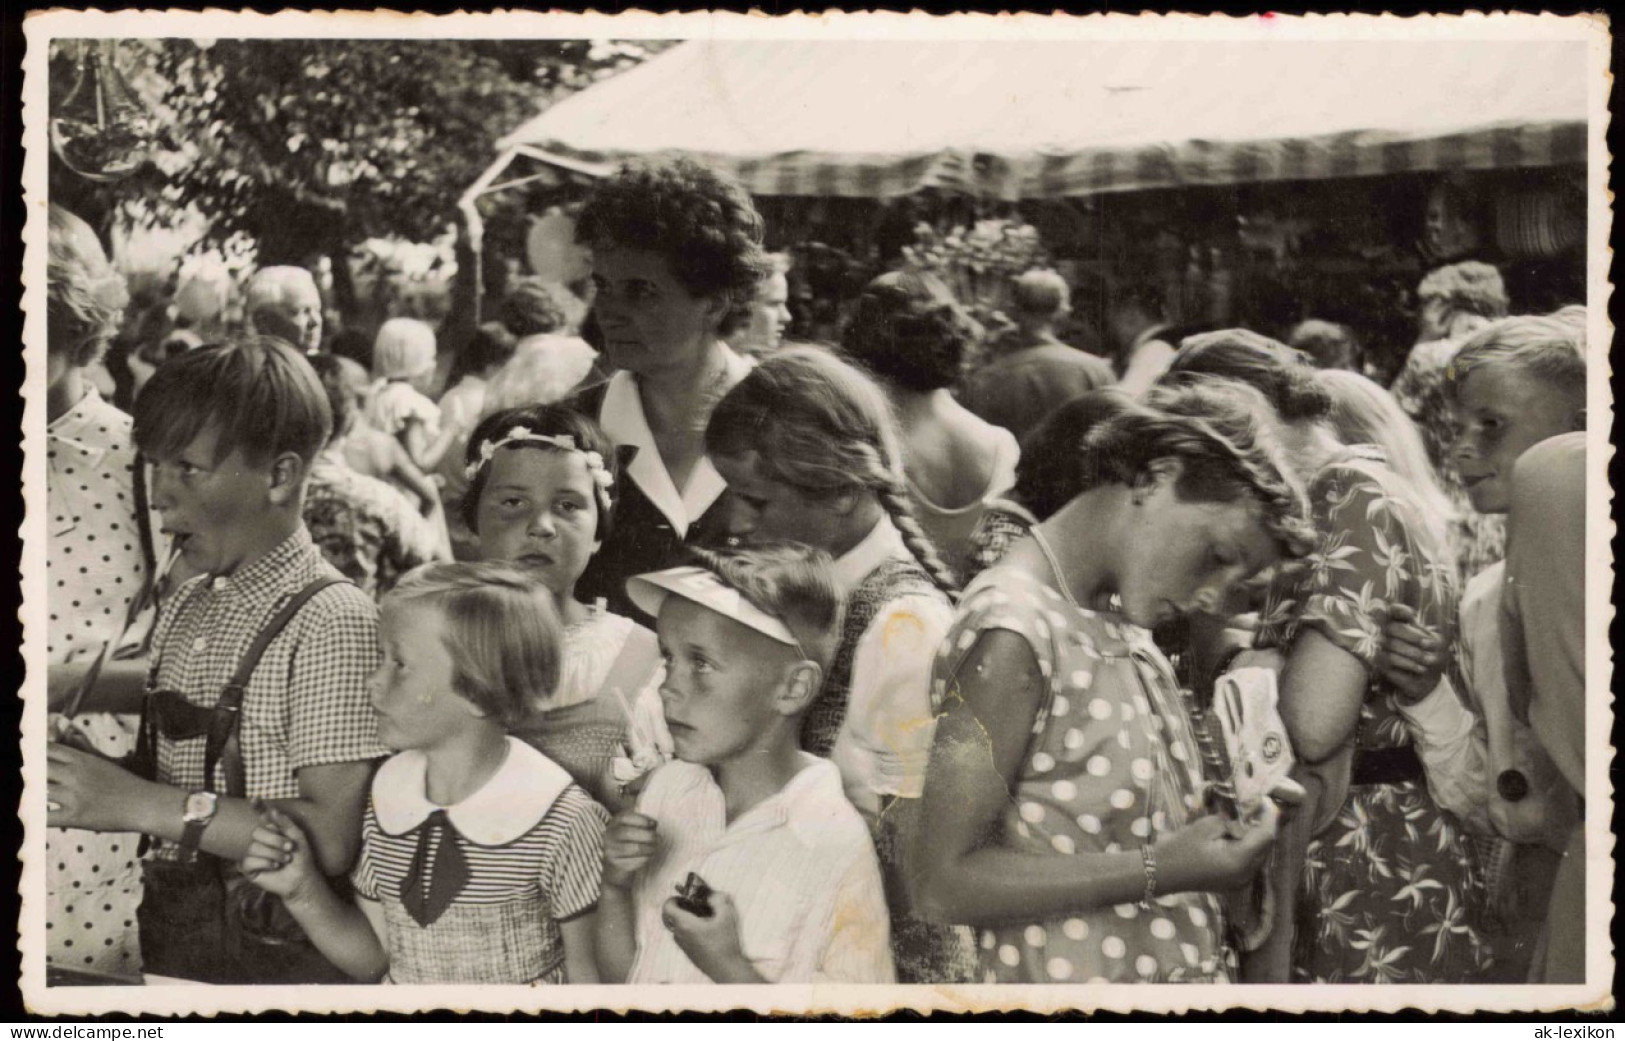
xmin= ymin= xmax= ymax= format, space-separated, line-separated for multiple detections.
xmin=574 ymin=157 xmax=769 ymax=337
xmin=47 ymin=205 xmax=128 ymax=365
xmin=462 ymin=403 xmax=621 ymax=542
xmin=498 ymin=278 xmax=574 ymax=338
xmin=1161 ymin=328 xmax=1332 ymax=424
xmin=1084 ymin=381 xmax=1316 ymax=559
xmin=706 ymin=345 xmax=959 ymax=593
xmin=839 ymin=270 xmax=975 ymax=392
xmin=1417 ymin=261 xmax=1509 ymax=321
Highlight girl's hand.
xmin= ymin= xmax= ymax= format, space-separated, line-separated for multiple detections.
xmin=242 ymin=805 xmax=320 ymax=905
xmin=663 ymin=892 xmax=754 ymax=983
xmin=1156 ymin=799 xmax=1281 ymax=894
xmin=602 ymin=810 xmax=658 ymax=890
xmin=1376 ymin=604 xmax=1448 ymax=703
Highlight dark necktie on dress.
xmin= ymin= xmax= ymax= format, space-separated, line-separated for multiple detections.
xmin=400 ymin=809 xmax=470 ymax=927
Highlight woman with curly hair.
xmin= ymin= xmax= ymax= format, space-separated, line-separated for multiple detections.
xmin=840 ymin=270 xmax=1019 ymax=581
xmin=568 ymin=158 xmax=771 ymax=617
xmin=913 ymin=379 xmax=1311 ymax=984
xmin=1162 ymin=330 xmax=1491 ymax=984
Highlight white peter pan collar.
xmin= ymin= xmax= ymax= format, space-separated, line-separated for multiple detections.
xmin=598 ymin=350 xmax=752 ymax=537
xmin=371 ymin=737 xmax=572 ymax=846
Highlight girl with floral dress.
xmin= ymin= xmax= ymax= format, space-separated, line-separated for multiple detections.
xmin=459 ymin=405 xmax=663 ymax=809
xmin=913 ymin=381 xmax=1313 ymax=984
xmin=1163 ymin=330 xmax=1493 ymax=984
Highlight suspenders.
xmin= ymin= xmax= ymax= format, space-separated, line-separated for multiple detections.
xmin=133 ymin=576 xmax=349 ymax=835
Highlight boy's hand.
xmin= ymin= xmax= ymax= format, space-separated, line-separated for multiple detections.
xmin=663 ymin=892 xmax=755 ymax=982
xmin=46 ymin=744 xmax=154 ymax=832
xmin=602 ymin=810 xmax=658 ymax=890
xmin=242 ymin=805 xmax=320 ymax=906
xmin=1376 ymin=604 xmax=1448 ymax=703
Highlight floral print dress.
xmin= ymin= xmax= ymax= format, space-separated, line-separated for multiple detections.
xmin=1256 ymin=446 xmax=1492 ymax=983
xmin=933 ymin=568 xmax=1232 ymax=984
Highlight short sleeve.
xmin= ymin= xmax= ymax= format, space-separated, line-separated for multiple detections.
xmin=932 ymin=575 xmax=1060 ymax=718
xmin=1295 ymin=464 xmax=1448 ymax=671
xmin=350 ymin=804 xmax=383 ymax=901
xmin=542 ymin=786 xmax=610 ymax=922
xmin=284 ymin=586 xmax=388 ymax=770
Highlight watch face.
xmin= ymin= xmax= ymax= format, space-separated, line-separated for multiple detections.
xmin=184 ymin=791 xmax=219 ymax=821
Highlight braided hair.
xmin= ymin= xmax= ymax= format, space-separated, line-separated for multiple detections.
xmin=706 ymin=345 xmax=960 ymax=594
xmin=1086 ymin=381 xmax=1316 ymax=559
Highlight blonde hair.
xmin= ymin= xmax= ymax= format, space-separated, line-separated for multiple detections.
xmin=372 ymin=317 xmax=438 ymax=381
xmin=47 ymin=205 xmax=127 ymax=363
xmin=1319 ymin=369 xmax=1458 ymax=593
xmin=385 ymin=562 xmax=563 ymax=727
xmin=1445 ymin=311 xmax=1587 ymax=407
xmin=706 ymin=345 xmax=958 ymax=592
xmin=685 ymin=542 xmax=844 ymax=675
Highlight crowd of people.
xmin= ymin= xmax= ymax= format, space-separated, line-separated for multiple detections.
xmin=41 ymin=156 xmax=1592 ymax=989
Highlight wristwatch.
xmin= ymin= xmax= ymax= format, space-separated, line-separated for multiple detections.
xmin=178 ymin=790 xmax=219 ymax=862
xmin=1496 ymin=769 xmax=1531 ymax=803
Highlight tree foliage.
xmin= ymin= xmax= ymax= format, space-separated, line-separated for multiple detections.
xmin=52 ymin=38 xmax=674 ymax=261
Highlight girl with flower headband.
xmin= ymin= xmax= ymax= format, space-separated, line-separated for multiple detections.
xmin=460 ymin=404 xmax=662 ymax=808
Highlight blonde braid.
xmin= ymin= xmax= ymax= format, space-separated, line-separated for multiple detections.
xmin=859 ymin=449 xmax=959 ymax=594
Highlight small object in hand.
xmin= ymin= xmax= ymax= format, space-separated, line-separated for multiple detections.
xmin=675 ymin=871 xmax=714 ymax=918
xmin=1496 ymin=768 xmax=1531 ymax=803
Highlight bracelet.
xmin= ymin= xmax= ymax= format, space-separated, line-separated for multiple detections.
xmin=1139 ymin=843 xmax=1159 ymax=907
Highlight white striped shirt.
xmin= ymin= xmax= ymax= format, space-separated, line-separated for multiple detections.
xmin=355 ymin=739 xmax=606 ymax=912
xmin=628 ymin=756 xmax=895 ymax=984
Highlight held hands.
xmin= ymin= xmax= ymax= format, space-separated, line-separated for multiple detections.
xmin=602 ymin=810 xmax=658 ymax=890
xmin=46 ymin=743 xmax=152 ymax=832
xmin=242 ymin=804 xmax=321 ymax=905
xmin=1376 ymin=604 xmax=1449 ymax=703
xmin=663 ymin=891 xmax=753 ymax=983
xmin=1155 ymin=798 xmax=1281 ymax=894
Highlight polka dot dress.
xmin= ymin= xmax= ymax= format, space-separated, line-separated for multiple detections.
xmin=934 ymin=568 xmax=1233 ymax=984
xmin=47 ymin=391 xmax=151 ymax=975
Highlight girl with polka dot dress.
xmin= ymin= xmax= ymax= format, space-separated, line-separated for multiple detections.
xmin=913 ymin=383 xmax=1316 ymax=984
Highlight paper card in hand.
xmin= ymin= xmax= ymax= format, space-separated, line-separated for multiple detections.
xmin=1213 ymin=666 xmax=1303 ymax=816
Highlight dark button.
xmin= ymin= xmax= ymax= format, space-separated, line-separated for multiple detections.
xmin=1496 ymin=769 xmax=1531 ymax=803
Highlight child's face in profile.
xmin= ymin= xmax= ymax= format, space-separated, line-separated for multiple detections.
xmin=149 ymin=424 xmax=281 ymax=576
xmin=655 ymin=598 xmax=792 ymax=768
xmin=370 ymin=600 xmax=473 ymax=752
xmin=476 ymin=446 xmax=602 ymax=599
xmin=1452 ymin=365 xmax=1582 ymax=514
xmin=712 ymin=451 xmax=846 ymax=552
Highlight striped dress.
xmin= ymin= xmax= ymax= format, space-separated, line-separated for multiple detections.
xmin=352 ymin=738 xmax=609 ymax=984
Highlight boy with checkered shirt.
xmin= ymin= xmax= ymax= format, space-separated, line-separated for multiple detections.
xmin=47 ymin=336 xmax=386 ymax=983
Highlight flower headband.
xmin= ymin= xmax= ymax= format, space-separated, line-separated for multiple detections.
xmin=466 ymin=428 xmax=615 ymax=511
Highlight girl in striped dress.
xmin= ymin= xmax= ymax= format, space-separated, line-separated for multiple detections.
xmin=243 ymin=562 xmax=607 ymax=984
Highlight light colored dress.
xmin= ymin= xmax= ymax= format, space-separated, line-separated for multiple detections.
xmin=512 ymin=604 xmax=660 ymax=808
xmin=46 ymin=389 xmax=155 ymax=975
xmin=932 ymin=567 xmax=1232 ymax=984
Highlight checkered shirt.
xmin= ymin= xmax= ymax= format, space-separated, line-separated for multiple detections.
xmin=147 ymin=527 xmax=385 ymax=860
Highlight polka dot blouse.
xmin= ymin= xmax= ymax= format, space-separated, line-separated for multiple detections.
xmin=931 ymin=567 xmax=1233 ymax=984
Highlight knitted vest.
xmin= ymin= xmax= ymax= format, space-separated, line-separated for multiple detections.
xmin=801 ymin=557 xmax=944 ymax=758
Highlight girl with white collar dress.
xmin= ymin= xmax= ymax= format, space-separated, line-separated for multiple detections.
xmin=244 ymin=562 xmax=606 ymax=984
